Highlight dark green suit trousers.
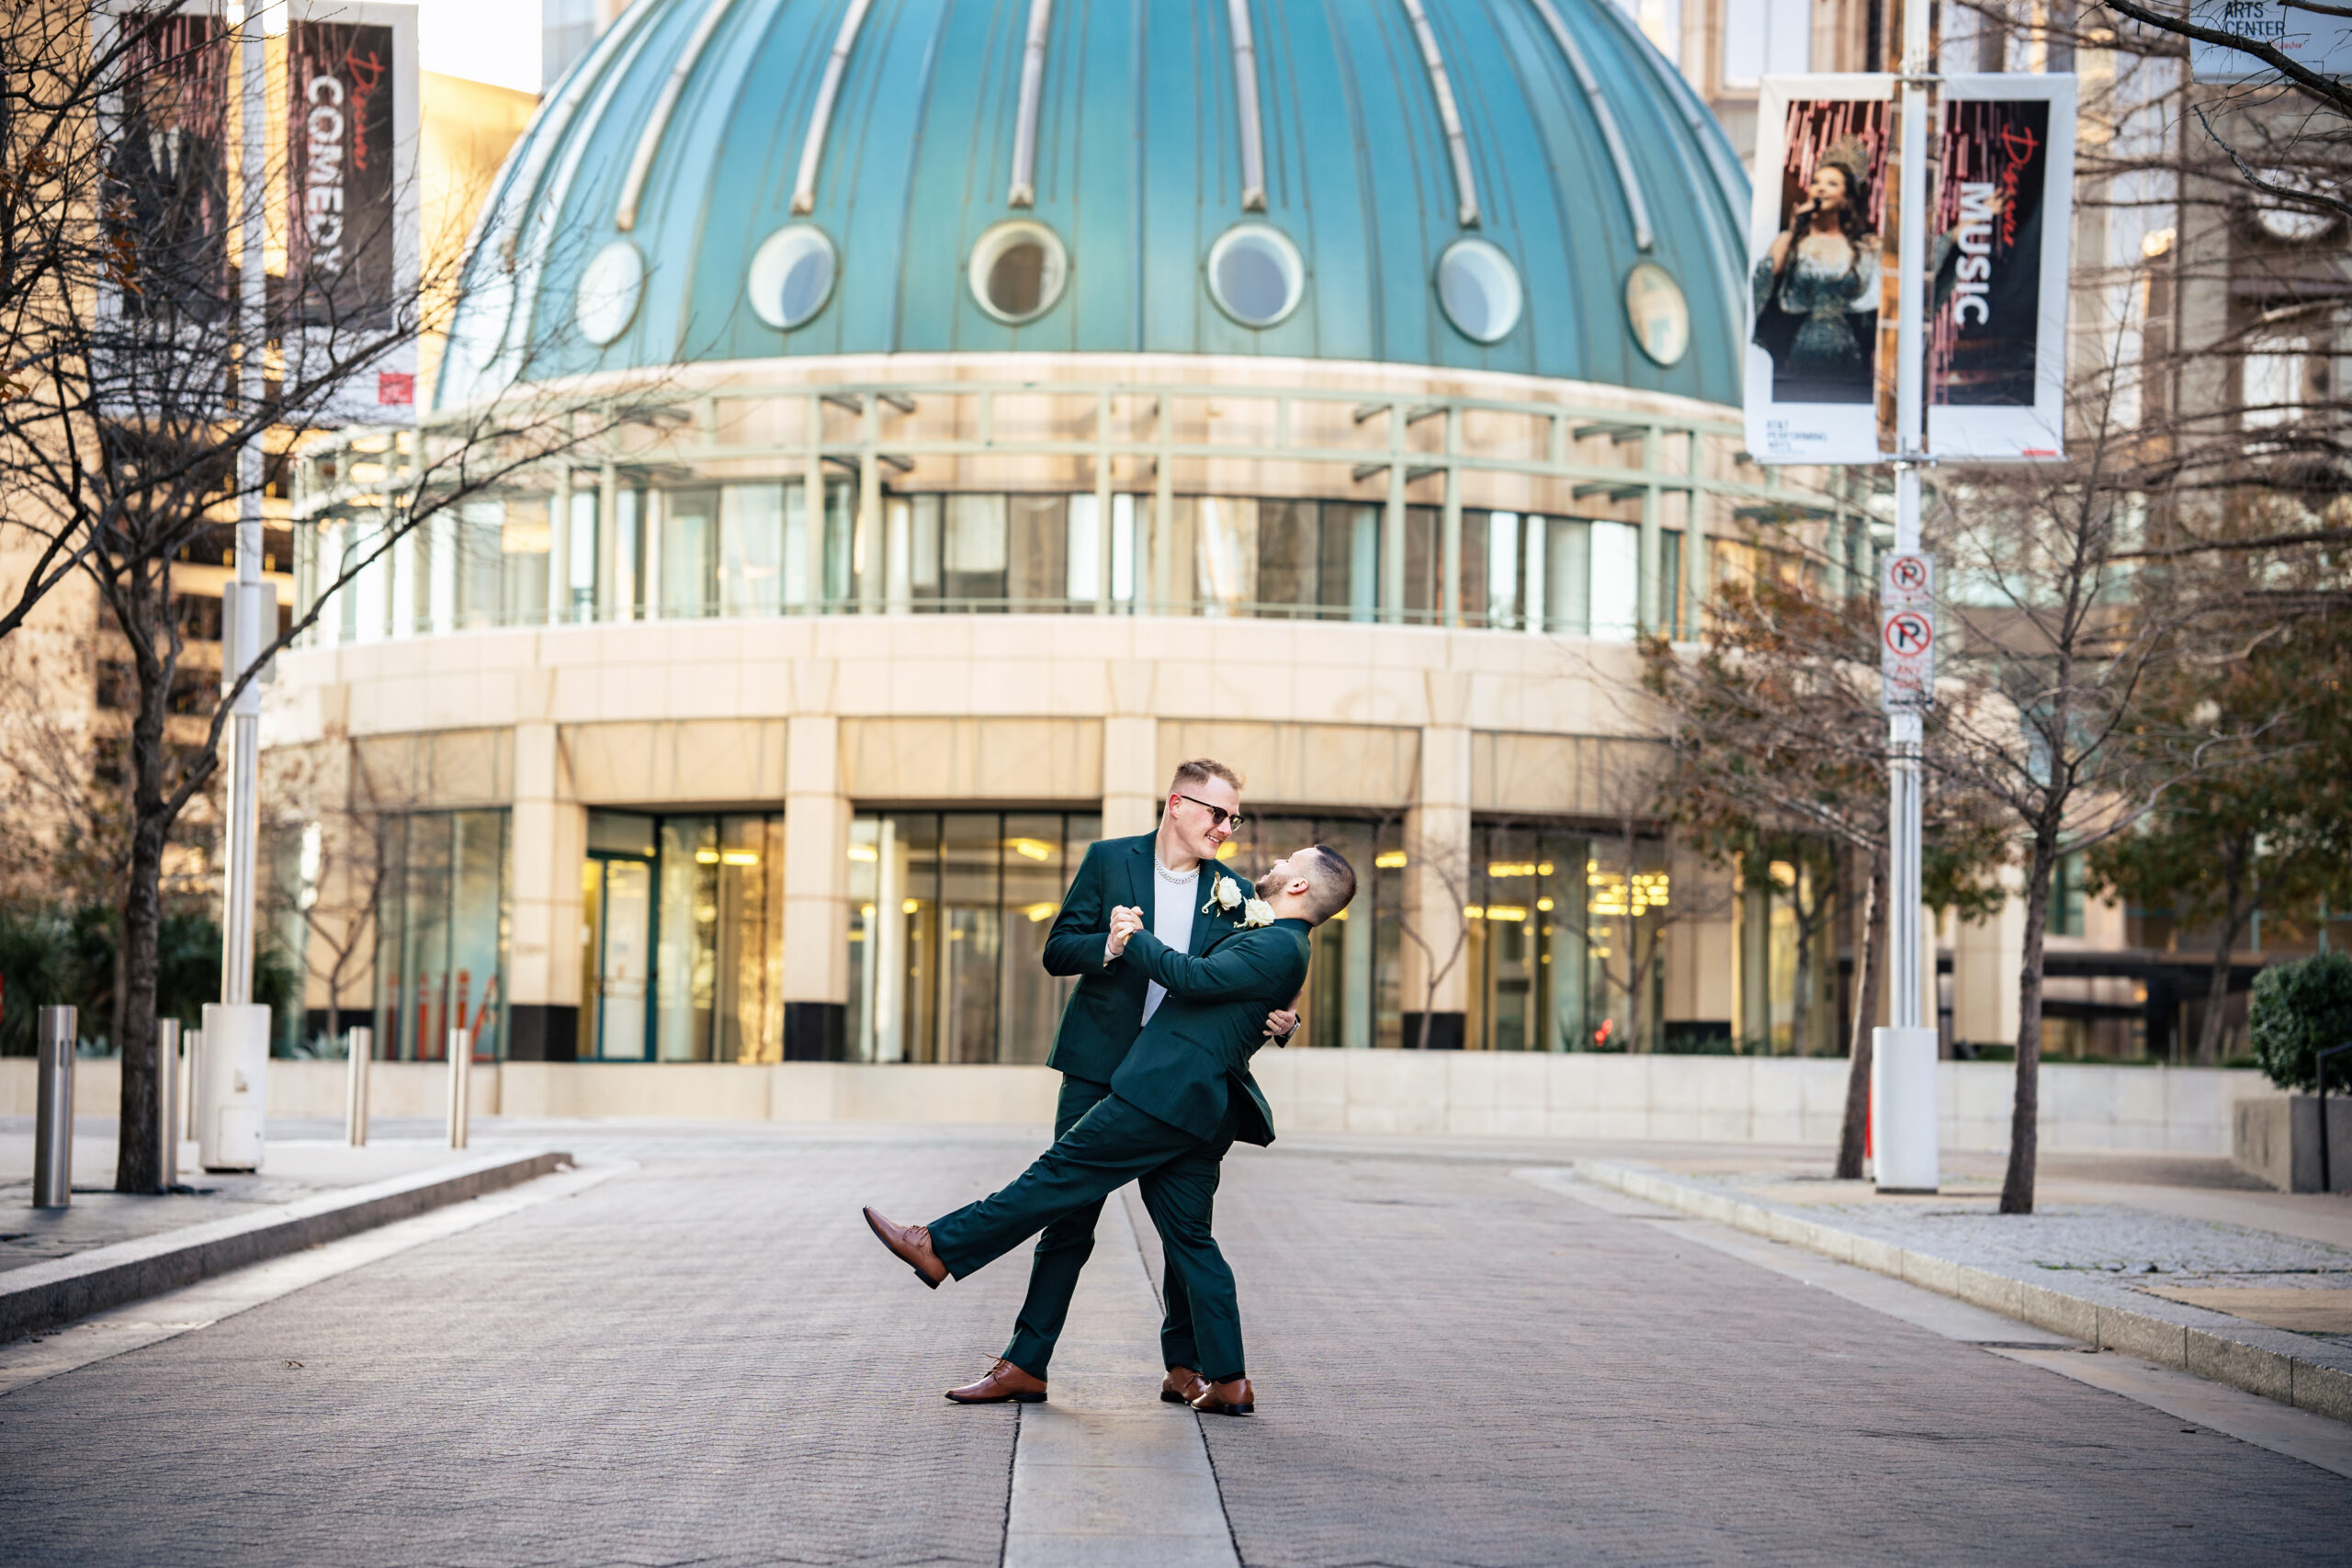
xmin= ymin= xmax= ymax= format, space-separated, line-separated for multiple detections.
xmin=929 ymin=1091 xmax=1246 ymax=1383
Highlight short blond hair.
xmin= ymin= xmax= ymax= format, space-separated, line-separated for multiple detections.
xmin=1169 ymin=758 xmax=1242 ymax=795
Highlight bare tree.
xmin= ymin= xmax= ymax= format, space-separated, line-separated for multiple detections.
xmin=0 ymin=5 xmax=666 ymax=1190
xmin=1928 ymin=438 xmax=2267 ymax=1213
xmin=1641 ymin=561 xmax=2006 ymax=1173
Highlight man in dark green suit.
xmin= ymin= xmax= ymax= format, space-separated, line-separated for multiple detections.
xmin=938 ymin=759 xmax=1296 ymax=1407
xmin=865 ymin=844 xmax=1358 ymax=1417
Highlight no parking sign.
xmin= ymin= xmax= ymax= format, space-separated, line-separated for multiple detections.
xmin=1880 ymin=553 xmax=1935 ymax=711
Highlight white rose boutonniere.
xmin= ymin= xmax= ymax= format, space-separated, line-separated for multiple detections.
xmin=1203 ymin=876 xmax=1244 ymax=917
xmin=1239 ymin=897 xmax=1275 ymax=929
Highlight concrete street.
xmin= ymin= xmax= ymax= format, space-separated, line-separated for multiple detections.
xmin=2 ymin=1123 xmax=2348 ymax=1566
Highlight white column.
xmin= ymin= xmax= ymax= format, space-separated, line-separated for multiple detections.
xmin=509 ymin=716 xmax=585 ymax=1059
xmin=1402 ymin=677 xmax=1474 ymax=1045
xmin=1102 ymin=660 xmax=1160 ymax=838
xmin=781 ymin=660 xmax=849 ymax=1055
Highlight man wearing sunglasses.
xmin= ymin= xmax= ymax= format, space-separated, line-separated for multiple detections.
xmin=933 ymin=758 xmax=1296 ymax=1408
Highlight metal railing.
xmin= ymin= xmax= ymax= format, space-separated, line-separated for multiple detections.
xmin=290 ymin=373 xmax=1858 ymax=645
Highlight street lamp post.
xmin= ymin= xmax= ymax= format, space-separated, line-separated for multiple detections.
xmin=202 ymin=4 xmax=275 ymax=1175
xmin=1872 ymin=0 xmax=1939 ymax=1194
xmin=220 ymin=4 xmax=266 ymax=1010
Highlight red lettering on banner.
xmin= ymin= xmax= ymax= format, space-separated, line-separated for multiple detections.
xmin=345 ymin=48 xmax=385 ymax=172
xmin=1996 ymin=123 xmax=2040 ymax=250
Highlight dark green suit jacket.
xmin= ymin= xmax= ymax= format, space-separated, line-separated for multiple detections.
xmin=1040 ymin=833 xmax=1259 ymax=1086
xmin=1108 ymin=919 xmax=1313 ymax=1148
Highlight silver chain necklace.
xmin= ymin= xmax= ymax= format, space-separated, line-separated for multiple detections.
xmin=1155 ymin=854 xmax=1196 ymax=886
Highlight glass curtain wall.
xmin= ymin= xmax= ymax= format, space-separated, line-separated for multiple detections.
xmin=373 ymin=810 xmax=510 ymax=1061
xmin=846 ymin=810 xmax=1102 ymax=1064
xmin=579 ymin=809 xmax=785 ymax=1062
xmin=300 ymin=490 xmax=1686 ymax=637
xmin=1461 ymin=826 xmax=1589 ymax=1053
xmin=1462 ymin=823 xmax=1669 ymax=1052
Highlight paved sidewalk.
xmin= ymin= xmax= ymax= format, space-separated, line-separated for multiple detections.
xmin=1578 ymin=1159 xmax=2352 ymax=1405
xmin=0 ymin=1122 xmax=493 ymax=1274
xmin=3 ymin=1124 xmax=2349 ymax=1565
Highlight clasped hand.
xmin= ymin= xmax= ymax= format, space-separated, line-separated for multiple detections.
xmin=1106 ymin=904 xmax=1147 ymax=955
xmin=1107 ymin=905 xmax=1298 ymax=1040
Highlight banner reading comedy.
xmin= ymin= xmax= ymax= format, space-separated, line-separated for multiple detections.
xmin=1744 ymin=75 xmax=1895 ymax=466
xmin=1927 ymin=74 xmax=2075 ymax=459
xmin=285 ymin=1 xmax=418 ymax=424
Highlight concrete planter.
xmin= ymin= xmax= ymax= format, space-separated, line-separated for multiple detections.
xmin=2232 ymin=1094 xmax=2352 ymax=1191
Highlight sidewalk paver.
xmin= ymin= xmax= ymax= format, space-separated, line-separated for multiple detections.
xmin=0 ymin=1122 xmax=491 ymax=1273
xmin=2 ymin=1124 xmax=2349 ymax=1566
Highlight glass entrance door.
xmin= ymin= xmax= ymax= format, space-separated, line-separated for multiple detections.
xmin=593 ymin=857 xmax=653 ymax=1060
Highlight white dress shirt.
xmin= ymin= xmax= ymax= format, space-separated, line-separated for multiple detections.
xmin=1139 ymin=860 xmax=1201 ymax=1026
xmin=1109 ymin=856 xmax=1201 ymax=1026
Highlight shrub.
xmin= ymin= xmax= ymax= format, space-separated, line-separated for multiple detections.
xmin=2249 ymin=952 xmax=2352 ymax=1094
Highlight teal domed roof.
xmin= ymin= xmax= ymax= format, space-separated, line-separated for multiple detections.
xmin=437 ymin=0 xmax=1749 ymax=408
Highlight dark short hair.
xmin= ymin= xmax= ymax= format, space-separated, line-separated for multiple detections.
xmin=1301 ymin=845 xmax=1357 ymax=924
xmin=1170 ymin=758 xmax=1242 ymax=795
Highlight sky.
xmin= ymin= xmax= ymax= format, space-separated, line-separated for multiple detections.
xmin=413 ymin=0 xmax=543 ymax=96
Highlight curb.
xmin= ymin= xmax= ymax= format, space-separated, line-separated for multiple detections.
xmin=0 ymin=1148 xmax=571 ymax=1342
xmin=1575 ymin=1158 xmax=2352 ymax=1427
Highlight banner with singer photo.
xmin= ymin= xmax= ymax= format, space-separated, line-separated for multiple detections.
xmin=1743 ymin=76 xmax=1896 ymax=466
xmin=1928 ymin=74 xmax=2075 ymax=459
xmin=285 ymin=1 xmax=418 ymax=425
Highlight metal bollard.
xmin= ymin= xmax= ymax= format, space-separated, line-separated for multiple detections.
xmin=345 ymin=1026 xmax=372 ymax=1147
xmin=155 ymin=1018 xmax=180 ymax=1190
xmin=446 ymin=1028 xmax=471 ymax=1150
xmin=32 ymin=1006 xmax=75 ymax=1209
xmin=183 ymin=1029 xmax=202 ymax=1142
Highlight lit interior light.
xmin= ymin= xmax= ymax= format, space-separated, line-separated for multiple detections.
xmin=1486 ymin=905 xmax=1528 ymax=922
xmin=1375 ymin=851 xmax=1408 ymax=869
xmin=1487 ymin=862 xmax=1536 ymax=878
xmin=721 ymin=851 xmax=759 ymax=865
xmin=1007 ymin=839 xmax=1053 ymax=861
xmin=1536 ymin=897 xmax=1555 ymax=912
xmin=1537 ymin=863 xmax=1554 ymax=875
xmin=860 ymin=903 xmax=876 ymax=918
xmin=1216 ymin=842 xmax=1238 ymax=861
xmin=1023 ymin=901 xmax=1058 ymax=923
xmin=694 ymin=850 xmax=719 ymax=864
xmin=847 ymin=844 xmax=877 ymax=862
xmin=902 ymin=898 xmax=922 ymax=914
xmin=1464 ymin=905 xmax=1485 ymax=919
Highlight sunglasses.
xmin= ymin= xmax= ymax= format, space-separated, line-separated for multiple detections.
xmin=1175 ymin=794 xmax=1247 ymax=831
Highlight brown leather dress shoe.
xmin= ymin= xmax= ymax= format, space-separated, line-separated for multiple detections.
xmin=945 ymin=1359 xmax=1047 ymax=1404
xmin=1160 ymin=1367 xmax=1209 ymax=1405
xmin=1191 ymin=1376 xmax=1254 ymax=1416
xmin=863 ymin=1207 xmax=948 ymax=1289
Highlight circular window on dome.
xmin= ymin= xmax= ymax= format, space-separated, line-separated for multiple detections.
xmin=747 ymin=224 xmax=837 ymax=330
xmin=1205 ymin=222 xmax=1306 ymax=329
xmin=1436 ymin=237 xmax=1522 ymax=344
xmin=575 ymin=239 xmax=645 ymax=347
xmin=1623 ymin=262 xmax=1690 ymax=367
xmin=969 ymin=220 xmax=1069 ymax=324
